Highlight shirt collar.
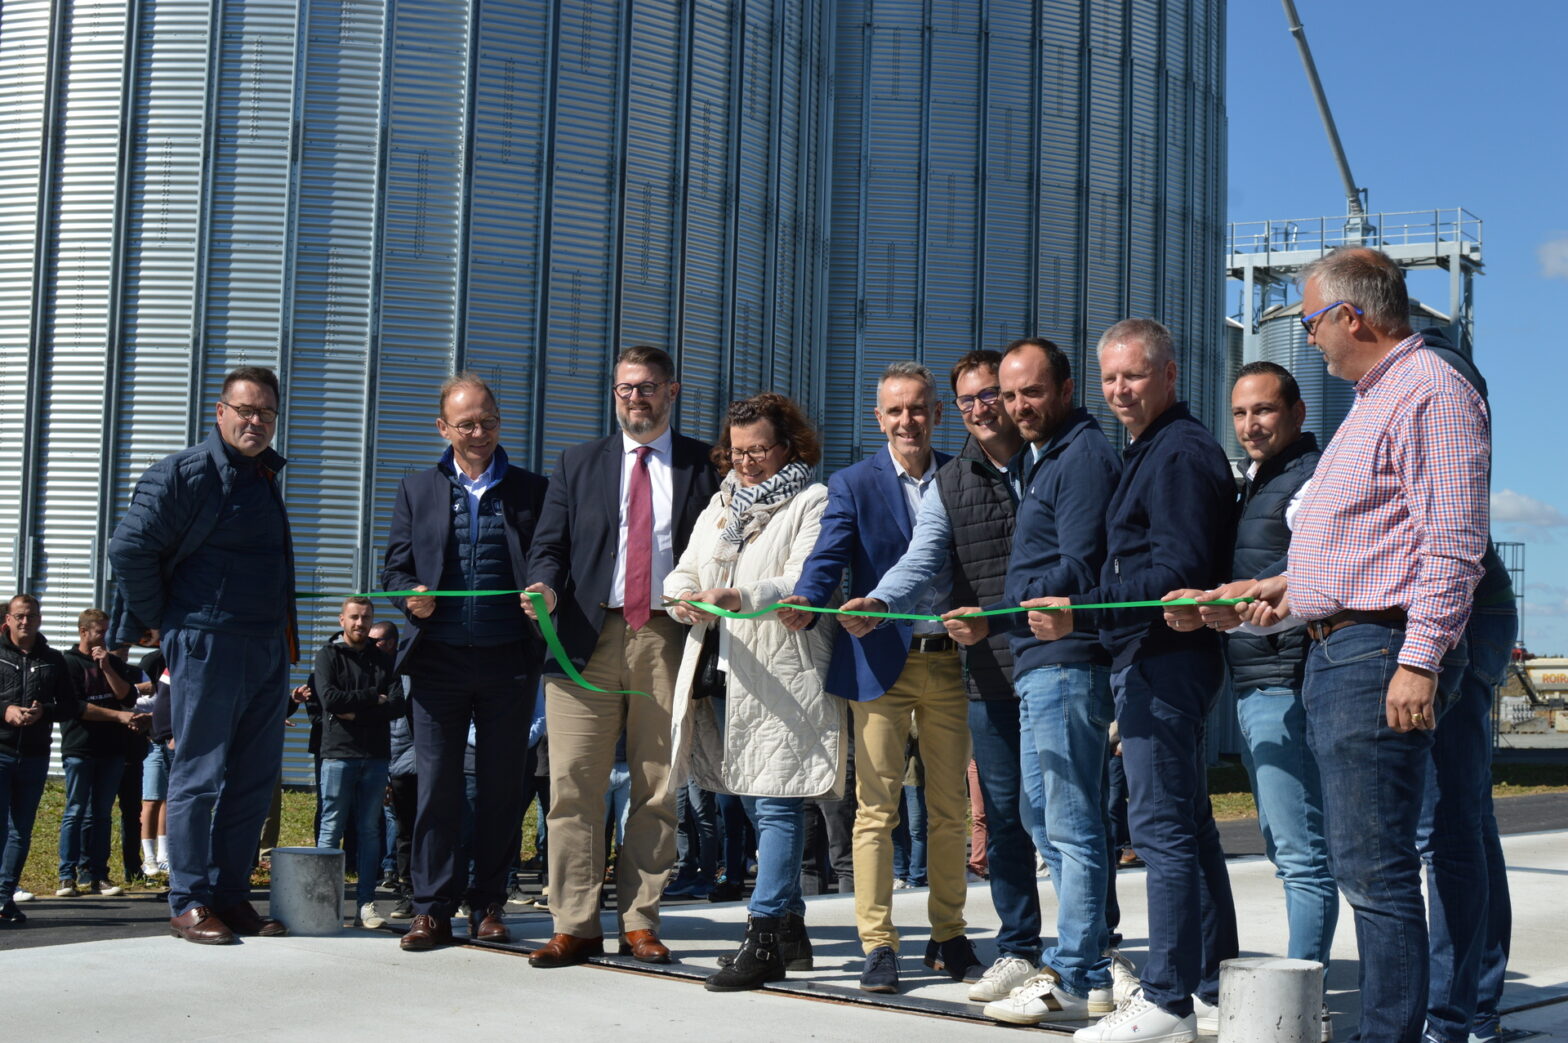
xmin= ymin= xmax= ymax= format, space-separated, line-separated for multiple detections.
xmin=886 ymin=443 xmax=937 ymax=484
xmin=622 ymin=427 xmax=674 ymax=459
xmin=454 ymin=457 xmax=496 ymax=491
xmin=1355 ymin=333 xmax=1425 ymax=396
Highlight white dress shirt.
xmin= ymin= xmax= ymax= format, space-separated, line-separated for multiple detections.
xmin=609 ymin=427 xmax=676 ymax=610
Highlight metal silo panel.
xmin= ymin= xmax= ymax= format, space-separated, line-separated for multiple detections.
xmin=1036 ymin=0 xmax=1084 ymax=358
xmin=822 ymin=0 xmax=867 ymax=471
xmin=924 ymin=14 xmax=980 ymax=366
xmin=34 ymin=0 xmax=132 ymax=619
xmin=1082 ymin=1 xmax=1126 ymax=353
xmin=198 ymin=0 xmax=297 ymax=403
xmin=464 ymin=0 xmax=551 ymax=470
xmin=727 ymin=1 xmax=777 ymax=406
xmin=284 ymin=0 xmax=388 ymax=625
xmin=113 ymin=0 xmax=210 ymax=537
xmin=677 ymin=0 xmax=734 ymax=438
xmin=538 ymin=0 xmax=623 ymax=464
xmin=368 ymin=0 xmax=471 ymax=560
xmin=1125 ymin=4 xmax=1160 ymax=320
xmin=619 ymin=1 xmax=681 ymax=362
xmin=0 ymin=0 xmax=55 ymax=593
xmin=981 ymin=5 xmax=1035 ymax=350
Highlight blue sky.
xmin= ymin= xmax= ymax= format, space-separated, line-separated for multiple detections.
xmin=1226 ymin=0 xmax=1568 ymax=654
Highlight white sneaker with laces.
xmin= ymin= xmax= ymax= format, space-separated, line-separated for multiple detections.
xmin=892 ymin=878 xmax=912 ymax=890
xmin=1192 ymin=994 xmax=1219 ymax=1034
xmin=12 ymin=890 xmax=34 ymax=903
xmin=141 ymin=860 xmax=160 ymax=877
xmin=1108 ymin=948 xmax=1141 ymax=1007
xmin=985 ymin=970 xmax=1094 ymax=1025
xmin=359 ymin=901 xmax=386 ymax=929
xmin=968 ymin=955 xmax=1038 ymax=1002
xmin=1073 ymin=989 xmax=1196 ymax=1043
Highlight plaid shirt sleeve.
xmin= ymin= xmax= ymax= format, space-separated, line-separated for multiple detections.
xmin=1389 ymin=383 xmax=1490 ymax=672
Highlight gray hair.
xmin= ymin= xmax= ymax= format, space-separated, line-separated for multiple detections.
xmin=438 ymin=370 xmax=498 ymax=415
xmin=1296 ymin=247 xmax=1410 ymax=335
xmin=878 ymin=360 xmax=938 ymax=392
xmin=1096 ymin=318 xmax=1175 ymax=367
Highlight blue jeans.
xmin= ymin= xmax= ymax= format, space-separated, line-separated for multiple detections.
xmin=740 ymin=796 xmax=806 ymax=918
xmin=1 ymin=753 xmax=50 ymax=905
xmin=1235 ymin=685 xmax=1337 ymax=963
xmin=1017 ymin=695 xmax=1064 ymax=876
xmin=1306 ymin=624 xmax=1466 ymax=1043
xmin=1115 ymin=648 xmax=1238 ymax=1015
xmin=891 ymin=784 xmax=927 ymax=885
xmin=317 ymin=758 xmax=390 ymax=905
xmin=164 ymin=627 xmax=289 ymax=918
xmin=59 ymin=754 xmax=125 ymax=883
xmin=606 ymin=762 xmax=632 ymax=848
xmin=1017 ymin=663 xmax=1116 ymax=993
xmin=1420 ymin=602 xmax=1516 ymax=1042
xmin=142 ymin=741 xmax=173 ymax=801
xmin=968 ymin=698 xmax=1043 ymax=962
xmin=673 ymin=777 xmax=718 ymax=882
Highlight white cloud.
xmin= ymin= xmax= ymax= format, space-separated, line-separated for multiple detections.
xmin=1541 ymin=236 xmax=1568 ymax=281
xmin=1492 ymin=489 xmax=1568 ymax=529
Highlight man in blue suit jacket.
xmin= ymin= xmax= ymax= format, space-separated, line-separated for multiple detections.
xmin=381 ymin=373 xmax=548 ymax=952
xmin=780 ymin=361 xmax=981 ymax=995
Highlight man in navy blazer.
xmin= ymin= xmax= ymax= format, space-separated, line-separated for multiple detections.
xmin=381 ymin=373 xmax=548 ymax=952
xmin=522 ymin=345 xmax=718 ymax=968
xmin=780 ymin=361 xmax=981 ymax=995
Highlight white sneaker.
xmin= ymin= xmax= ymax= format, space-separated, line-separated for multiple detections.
xmin=1192 ymin=994 xmax=1219 ymax=1034
xmin=359 ymin=901 xmax=386 ymax=929
xmin=1036 ymin=853 xmax=1050 ymax=876
xmin=985 ymin=970 xmax=1095 ymax=1025
xmin=968 ymin=955 xmax=1039 ymax=1002
xmin=1109 ymin=948 xmax=1141 ymax=1007
xmin=157 ymin=859 xmax=169 ymax=874
xmin=1073 ymin=990 xmax=1196 ymax=1042
xmin=12 ymin=890 xmax=33 ymax=903
xmin=892 ymin=878 xmax=912 ymax=890
xmin=141 ymin=860 xmax=160 ymax=877
xmin=1320 ymin=1004 xmax=1334 ymax=1042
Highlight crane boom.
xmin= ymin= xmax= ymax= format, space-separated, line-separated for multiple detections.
xmin=1280 ymin=0 xmax=1365 ymax=217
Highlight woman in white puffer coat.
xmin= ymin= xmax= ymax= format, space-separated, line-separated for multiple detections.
xmin=664 ymin=392 xmax=844 ymax=992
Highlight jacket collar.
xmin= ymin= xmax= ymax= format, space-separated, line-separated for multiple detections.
xmin=204 ymin=425 xmax=287 ymax=477
xmin=1010 ymin=407 xmax=1096 ymax=483
xmin=1123 ymin=401 xmax=1193 ymax=458
xmin=1247 ymin=431 xmax=1319 ymax=493
xmin=438 ymin=443 xmax=510 ymax=483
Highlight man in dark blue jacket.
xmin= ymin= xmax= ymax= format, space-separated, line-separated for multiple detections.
xmin=979 ymin=337 xmax=1123 ymax=1025
xmin=1028 ymin=320 xmax=1238 ymax=1042
xmin=382 ymin=372 xmax=547 ymax=951
xmin=109 ymin=365 xmax=297 ymax=945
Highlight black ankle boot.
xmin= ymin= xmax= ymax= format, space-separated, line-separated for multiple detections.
xmin=705 ymin=915 xmax=785 ymax=992
xmin=779 ymin=911 xmax=814 ymax=971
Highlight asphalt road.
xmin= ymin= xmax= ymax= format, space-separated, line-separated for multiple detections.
xmin=4 ymin=792 xmax=1562 ymax=953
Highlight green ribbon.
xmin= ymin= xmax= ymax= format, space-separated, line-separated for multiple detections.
xmin=292 ymin=589 xmax=1249 ymax=699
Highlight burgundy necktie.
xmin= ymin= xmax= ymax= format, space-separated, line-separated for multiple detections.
xmin=624 ymin=446 xmax=653 ymax=630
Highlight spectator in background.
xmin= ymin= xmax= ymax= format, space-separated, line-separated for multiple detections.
xmin=4 ymin=595 xmax=129 ymax=925
xmin=314 ymin=596 xmax=402 ymax=929
xmin=366 ymin=620 xmax=402 ymax=894
xmin=137 ymin=640 xmax=170 ymax=877
xmin=58 ymin=608 xmax=144 ymax=898
xmin=384 ymin=628 xmax=417 ymax=921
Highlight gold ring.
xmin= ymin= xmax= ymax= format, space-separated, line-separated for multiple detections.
xmin=1411 ymin=712 xmax=1425 ymax=722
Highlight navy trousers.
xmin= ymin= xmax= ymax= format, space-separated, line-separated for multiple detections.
xmin=164 ymin=627 xmax=289 ymax=918
xmin=406 ymin=638 xmax=535 ymax=919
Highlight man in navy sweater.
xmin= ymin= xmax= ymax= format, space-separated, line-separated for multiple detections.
xmin=1028 ymin=319 xmax=1238 ymax=1043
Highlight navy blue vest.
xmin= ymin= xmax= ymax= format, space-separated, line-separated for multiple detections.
xmin=423 ymin=469 xmax=527 ymax=647
xmin=935 ymin=438 xmax=1017 ymax=700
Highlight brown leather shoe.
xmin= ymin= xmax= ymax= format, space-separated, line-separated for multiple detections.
xmin=468 ymin=903 xmax=510 ymax=943
xmin=169 ymin=906 xmax=236 ymax=945
xmin=619 ymin=928 xmax=673 ymax=964
xmin=214 ymin=901 xmax=287 ymax=937
xmin=527 ymin=932 xmax=604 ymax=967
xmin=400 ymin=913 xmax=455 ymax=952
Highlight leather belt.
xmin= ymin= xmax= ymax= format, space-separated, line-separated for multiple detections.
xmin=603 ymin=605 xmax=668 ymax=617
xmin=910 ymin=634 xmax=956 ymax=654
xmin=1305 ymin=607 xmax=1406 ymax=642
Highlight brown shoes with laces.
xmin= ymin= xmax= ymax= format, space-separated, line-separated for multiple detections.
xmin=527 ymin=932 xmax=605 ymax=967
xmin=168 ymin=906 xmax=236 ymax=945
xmin=468 ymin=903 xmax=510 ymax=943
xmin=619 ymin=929 xmax=673 ymax=964
xmin=400 ymin=913 xmax=455 ymax=951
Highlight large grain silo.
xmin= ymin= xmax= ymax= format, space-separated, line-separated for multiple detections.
xmin=0 ymin=0 xmax=1230 ymax=740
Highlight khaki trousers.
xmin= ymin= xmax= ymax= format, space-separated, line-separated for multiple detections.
xmin=850 ymin=648 xmax=970 ymax=953
xmin=544 ymin=612 xmax=682 ymax=937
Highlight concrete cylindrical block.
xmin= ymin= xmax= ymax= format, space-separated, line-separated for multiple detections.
xmin=1217 ymin=957 xmax=1324 ymax=1043
xmin=269 ymin=846 xmax=346 ymax=937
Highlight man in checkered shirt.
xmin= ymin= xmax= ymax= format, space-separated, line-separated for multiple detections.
xmin=1238 ymin=247 xmax=1490 ymax=1043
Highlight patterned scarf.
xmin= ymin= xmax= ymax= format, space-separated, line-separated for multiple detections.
xmin=713 ymin=459 xmax=813 ymax=562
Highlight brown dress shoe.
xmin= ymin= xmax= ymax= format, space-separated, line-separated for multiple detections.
xmin=214 ymin=901 xmax=287 ymax=937
xmin=400 ymin=913 xmax=455 ymax=951
xmin=527 ymin=932 xmax=604 ymax=967
xmin=169 ymin=906 xmax=236 ymax=945
xmin=619 ymin=929 xmax=672 ymax=964
xmin=469 ymin=903 xmax=510 ymax=943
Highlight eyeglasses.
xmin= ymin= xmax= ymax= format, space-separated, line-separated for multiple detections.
xmin=221 ymin=401 xmax=279 ymax=425
xmin=613 ymin=380 xmax=669 ymax=400
xmin=729 ymin=443 xmax=782 ymax=463
xmin=444 ymin=415 xmax=500 ymax=436
xmin=1299 ymin=300 xmax=1363 ymax=335
xmin=955 ymin=386 xmax=1001 ymax=414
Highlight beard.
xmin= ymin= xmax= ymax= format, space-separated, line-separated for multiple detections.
xmin=618 ymin=403 xmax=667 ymax=436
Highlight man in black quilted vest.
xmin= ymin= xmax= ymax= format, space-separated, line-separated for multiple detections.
xmin=1162 ymin=361 xmax=1337 ymax=1000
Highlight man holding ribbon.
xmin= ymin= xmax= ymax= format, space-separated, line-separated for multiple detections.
xmin=1026 ymin=320 xmax=1239 ymax=1043
xmin=523 ymin=345 xmax=718 ymax=968
xmin=382 ymin=372 xmax=549 ymax=951
xmin=778 ymin=361 xmax=983 ymax=995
